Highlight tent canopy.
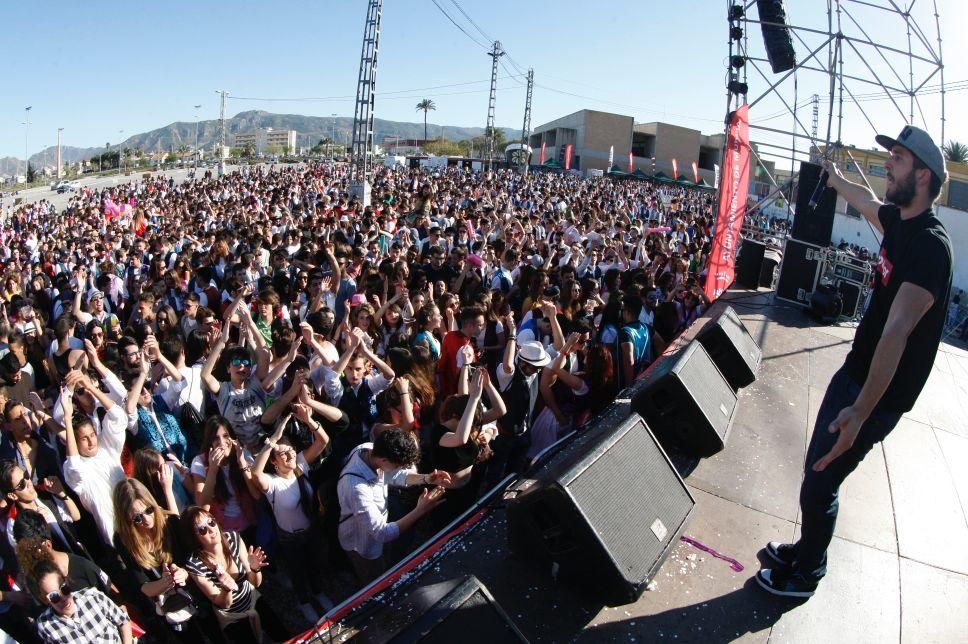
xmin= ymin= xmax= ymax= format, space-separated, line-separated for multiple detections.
xmin=652 ymin=171 xmax=673 ymax=182
xmin=542 ymin=159 xmax=563 ymax=168
xmin=607 ymin=164 xmax=629 ymax=176
xmin=632 ymin=169 xmax=650 ymax=179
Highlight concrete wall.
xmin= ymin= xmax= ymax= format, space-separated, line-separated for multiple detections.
xmin=580 ymin=111 xmax=633 ymax=171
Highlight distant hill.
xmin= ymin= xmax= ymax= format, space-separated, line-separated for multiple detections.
xmin=17 ymin=111 xmax=520 ymax=169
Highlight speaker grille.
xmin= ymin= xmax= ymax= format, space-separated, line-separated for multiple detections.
xmin=566 ymin=420 xmax=694 ymax=583
xmin=674 ymin=343 xmax=736 ymax=442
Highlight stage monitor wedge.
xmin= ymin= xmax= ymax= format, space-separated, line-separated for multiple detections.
xmin=350 ymin=575 xmax=529 ymax=644
xmin=695 ymin=306 xmax=762 ymax=391
xmin=507 ymin=409 xmax=695 ymax=606
xmin=630 ymin=341 xmax=738 ymax=457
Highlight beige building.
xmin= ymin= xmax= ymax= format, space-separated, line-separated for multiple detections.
xmin=233 ymin=129 xmax=298 ymax=154
xmin=528 ymin=110 xmax=763 ymax=187
xmin=528 ymin=110 xmax=634 ymax=172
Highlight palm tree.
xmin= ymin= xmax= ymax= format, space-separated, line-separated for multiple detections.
xmin=942 ymin=140 xmax=968 ymax=164
xmin=415 ymin=99 xmax=436 ymax=143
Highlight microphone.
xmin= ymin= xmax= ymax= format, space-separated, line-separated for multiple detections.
xmin=808 ymin=170 xmax=829 ymax=210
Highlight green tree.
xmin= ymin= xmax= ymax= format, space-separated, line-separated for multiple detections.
xmin=177 ymin=144 xmax=191 ymax=158
xmin=942 ymin=140 xmax=968 ymax=164
xmin=415 ymin=99 xmax=436 ymax=142
xmin=26 ymin=163 xmax=36 ymax=183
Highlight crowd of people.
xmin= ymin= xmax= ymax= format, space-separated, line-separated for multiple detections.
xmin=0 ymin=161 xmax=717 ymax=643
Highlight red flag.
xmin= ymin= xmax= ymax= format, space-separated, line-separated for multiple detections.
xmin=692 ymin=161 xmax=699 ymax=183
xmin=629 ymin=152 xmax=634 ymax=173
xmin=704 ymin=105 xmax=751 ymax=301
xmin=672 ymin=158 xmax=679 ymax=180
xmin=564 ymin=144 xmax=573 ymax=170
xmin=539 ymin=142 xmax=547 ymax=164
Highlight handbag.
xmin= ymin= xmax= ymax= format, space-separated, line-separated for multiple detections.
xmin=179 ymin=369 xmax=206 ymax=446
xmin=156 ymin=587 xmax=198 ymax=626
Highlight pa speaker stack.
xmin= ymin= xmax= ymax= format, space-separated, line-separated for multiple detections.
xmin=776 ymin=160 xmax=837 ymax=308
xmin=756 ymin=0 xmax=797 ymax=74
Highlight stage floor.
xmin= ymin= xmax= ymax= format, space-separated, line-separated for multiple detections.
xmin=311 ymin=289 xmax=968 ymax=643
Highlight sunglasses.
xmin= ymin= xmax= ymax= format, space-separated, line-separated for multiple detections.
xmin=230 ymin=358 xmax=252 ymax=368
xmin=47 ymin=581 xmax=72 ymax=604
xmin=195 ymin=518 xmax=218 ymax=536
xmin=132 ymin=505 xmax=156 ymax=526
xmin=12 ymin=477 xmax=28 ymax=492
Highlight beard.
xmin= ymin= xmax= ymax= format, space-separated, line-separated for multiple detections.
xmin=885 ymin=170 xmax=917 ymax=207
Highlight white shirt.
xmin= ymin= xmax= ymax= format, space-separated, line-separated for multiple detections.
xmin=63 ymin=405 xmax=128 ymax=544
xmin=265 ymin=453 xmax=312 ymax=533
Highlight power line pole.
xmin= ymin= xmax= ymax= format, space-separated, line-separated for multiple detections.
xmin=350 ymin=0 xmax=382 ymax=206
xmin=216 ymin=90 xmax=227 ymax=177
xmin=483 ymin=41 xmax=504 ymax=173
xmin=520 ymin=68 xmax=534 ymax=174
xmin=194 ymin=104 xmax=202 ymax=172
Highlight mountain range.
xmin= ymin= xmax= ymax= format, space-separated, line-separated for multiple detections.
xmin=0 ymin=111 xmax=521 ymax=176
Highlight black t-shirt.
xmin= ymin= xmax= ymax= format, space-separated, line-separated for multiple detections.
xmin=844 ymin=205 xmax=952 ymax=412
xmin=67 ymin=553 xmax=110 ymax=593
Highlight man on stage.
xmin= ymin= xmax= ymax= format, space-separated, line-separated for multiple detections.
xmin=757 ymin=125 xmax=953 ymax=597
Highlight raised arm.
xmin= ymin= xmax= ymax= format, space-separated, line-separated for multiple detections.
xmin=439 ymin=368 xmax=485 ymax=448
xmin=292 ymin=402 xmax=330 ymax=463
xmin=540 ymin=300 xmax=565 ymax=351
xmin=251 ymin=415 xmax=289 ymax=493
xmin=200 ymin=309 xmax=233 ymax=395
xmin=823 ymin=158 xmax=885 ymax=234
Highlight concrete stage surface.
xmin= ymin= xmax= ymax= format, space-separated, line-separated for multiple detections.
xmin=299 ymin=289 xmax=968 ymax=644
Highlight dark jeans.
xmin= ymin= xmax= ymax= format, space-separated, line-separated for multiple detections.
xmin=795 ymin=367 xmax=902 ymax=581
xmin=276 ymin=526 xmax=325 ymax=602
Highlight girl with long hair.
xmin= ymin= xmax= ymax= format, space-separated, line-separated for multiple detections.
xmin=182 ymin=506 xmax=288 ymax=643
xmin=187 ymin=417 xmax=259 ymax=542
xmin=112 ymin=479 xmax=209 ymax=642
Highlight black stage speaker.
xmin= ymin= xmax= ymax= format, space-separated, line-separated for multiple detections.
xmin=809 ymin=283 xmax=842 ymax=324
xmin=775 ymin=238 xmax=823 ymax=306
xmin=349 ymin=576 xmax=528 ymax=643
xmin=695 ymin=306 xmax=762 ymax=391
xmin=736 ymin=238 xmax=766 ymax=288
xmin=507 ymin=407 xmax=695 ymax=605
xmin=792 ymin=161 xmax=836 ymax=245
xmin=759 ymin=247 xmax=782 ymax=288
xmin=630 ymin=341 xmax=739 ymax=457
xmin=756 ymin=0 xmax=797 ymax=73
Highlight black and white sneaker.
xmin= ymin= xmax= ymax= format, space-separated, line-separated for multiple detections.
xmin=765 ymin=541 xmax=798 ymax=567
xmin=755 ymin=568 xmax=818 ymax=598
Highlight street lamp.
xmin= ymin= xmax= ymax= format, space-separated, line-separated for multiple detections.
xmin=24 ymin=106 xmax=32 ymax=189
xmin=194 ymin=104 xmax=202 ymax=172
xmin=57 ymin=128 xmax=64 ymax=179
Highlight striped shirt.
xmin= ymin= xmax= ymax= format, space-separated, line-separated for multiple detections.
xmin=185 ymin=530 xmax=253 ymax=613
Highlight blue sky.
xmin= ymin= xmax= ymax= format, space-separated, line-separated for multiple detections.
xmin=3 ymin=0 xmax=965 ymax=164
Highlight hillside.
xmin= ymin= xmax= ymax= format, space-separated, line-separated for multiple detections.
xmin=20 ymin=111 xmax=520 ymax=168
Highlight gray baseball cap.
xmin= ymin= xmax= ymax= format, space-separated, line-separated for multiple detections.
xmin=875 ymin=125 xmax=948 ymax=183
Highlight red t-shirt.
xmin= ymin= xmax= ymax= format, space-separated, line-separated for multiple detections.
xmin=437 ymin=330 xmax=473 ymax=400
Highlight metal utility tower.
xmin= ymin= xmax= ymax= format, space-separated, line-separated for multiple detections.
xmin=350 ymin=0 xmax=382 ymax=206
xmin=519 ymin=68 xmax=534 ymax=174
xmin=216 ymin=90 xmax=227 ymax=177
xmin=483 ymin=40 xmax=504 ymax=172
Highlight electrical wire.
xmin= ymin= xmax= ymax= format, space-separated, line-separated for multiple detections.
xmin=428 ymin=0 xmax=489 ymax=49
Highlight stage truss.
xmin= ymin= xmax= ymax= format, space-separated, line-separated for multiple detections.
xmin=725 ymin=0 xmax=946 ymax=222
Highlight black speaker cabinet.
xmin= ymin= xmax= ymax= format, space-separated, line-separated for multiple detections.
xmin=759 ymin=247 xmax=782 ymax=288
xmin=695 ymin=306 xmax=762 ymax=391
xmin=349 ymin=576 xmax=528 ymax=643
xmin=792 ymin=161 xmax=837 ymax=246
xmin=775 ymin=238 xmax=823 ymax=306
xmin=630 ymin=341 xmax=738 ymax=457
xmin=736 ymin=238 xmax=766 ymax=288
xmin=507 ymin=408 xmax=695 ymax=605
xmin=836 ymin=280 xmax=866 ymax=319
xmin=756 ymin=0 xmax=797 ymax=73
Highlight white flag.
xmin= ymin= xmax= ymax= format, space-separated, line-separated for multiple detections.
xmin=608 ymin=145 xmax=614 ymax=168
xmin=714 ymin=163 xmax=721 ymax=189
